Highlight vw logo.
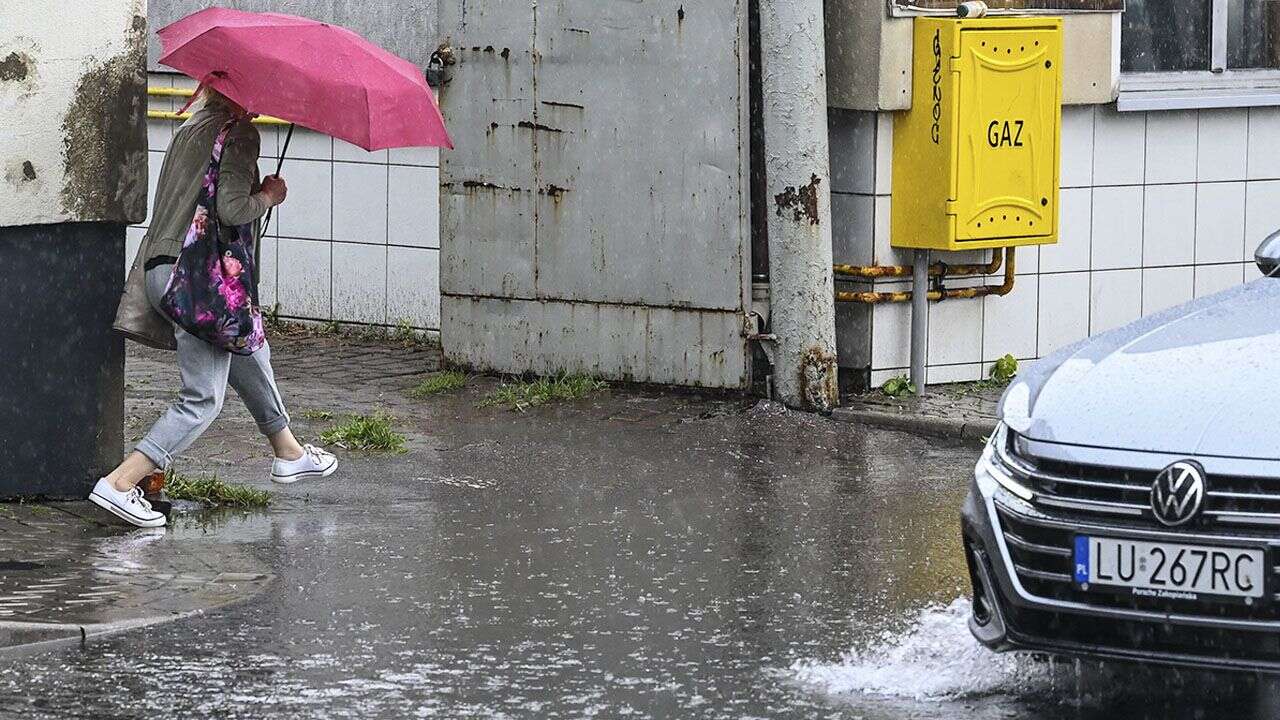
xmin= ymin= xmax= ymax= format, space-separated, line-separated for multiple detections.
xmin=1150 ymin=461 xmax=1207 ymax=527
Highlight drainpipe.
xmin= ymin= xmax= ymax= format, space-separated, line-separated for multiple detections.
xmin=758 ymin=0 xmax=839 ymax=412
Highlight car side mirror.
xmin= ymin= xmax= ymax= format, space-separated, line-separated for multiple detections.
xmin=1256 ymin=229 xmax=1280 ymax=277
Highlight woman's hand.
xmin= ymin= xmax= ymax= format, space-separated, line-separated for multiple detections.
xmin=259 ymin=174 xmax=288 ymax=207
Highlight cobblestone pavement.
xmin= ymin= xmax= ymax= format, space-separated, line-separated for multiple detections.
xmin=124 ymin=327 xmax=445 ymax=469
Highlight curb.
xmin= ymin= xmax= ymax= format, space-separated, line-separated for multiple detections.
xmin=0 ymin=575 xmax=274 ymax=660
xmin=831 ymin=406 xmax=998 ymax=443
xmin=0 ymin=617 xmax=165 ymax=660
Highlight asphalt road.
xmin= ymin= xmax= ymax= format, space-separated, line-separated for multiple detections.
xmin=2 ymin=367 xmax=1277 ymax=718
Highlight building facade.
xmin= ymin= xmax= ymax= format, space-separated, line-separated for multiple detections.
xmin=133 ymin=1 xmax=1280 ymax=395
xmin=0 ymin=0 xmax=146 ymax=497
xmin=830 ymin=1 xmax=1280 ymax=389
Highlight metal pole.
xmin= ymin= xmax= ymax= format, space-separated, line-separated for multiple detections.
xmin=759 ymin=0 xmax=839 ymax=412
xmin=910 ymin=249 xmax=929 ymax=395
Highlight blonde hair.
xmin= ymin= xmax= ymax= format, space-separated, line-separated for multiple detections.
xmin=197 ymin=87 xmax=245 ymax=115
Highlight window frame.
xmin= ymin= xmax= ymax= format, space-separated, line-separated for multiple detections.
xmin=1119 ymin=0 xmax=1280 ymax=111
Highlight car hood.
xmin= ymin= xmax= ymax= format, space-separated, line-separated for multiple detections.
xmin=1020 ymin=279 xmax=1280 ymax=460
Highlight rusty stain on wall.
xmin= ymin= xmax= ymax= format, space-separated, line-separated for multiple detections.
xmin=799 ymin=345 xmax=838 ymax=412
xmin=517 ymin=119 xmax=565 ymax=134
xmin=59 ymin=14 xmax=147 ymax=222
xmin=773 ymin=174 xmax=822 ymax=225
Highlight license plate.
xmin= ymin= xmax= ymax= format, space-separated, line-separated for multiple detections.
xmin=1073 ymin=535 xmax=1267 ymax=604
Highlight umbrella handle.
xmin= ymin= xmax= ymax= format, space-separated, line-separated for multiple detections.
xmin=257 ymin=122 xmax=295 ymax=285
xmin=259 ymin=123 xmax=294 ymax=240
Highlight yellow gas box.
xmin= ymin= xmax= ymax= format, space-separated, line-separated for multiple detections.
xmin=891 ymin=17 xmax=1062 ymax=251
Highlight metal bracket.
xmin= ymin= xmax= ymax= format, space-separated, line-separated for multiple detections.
xmin=743 ymin=312 xmax=778 ymax=363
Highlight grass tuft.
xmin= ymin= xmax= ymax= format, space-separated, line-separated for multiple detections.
xmin=320 ymin=411 xmax=406 ymax=453
xmin=409 ymin=370 xmax=469 ymax=398
xmin=481 ymin=373 xmax=607 ymax=411
xmin=880 ymin=374 xmax=916 ymax=398
xmin=989 ymin=353 xmax=1018 ymax=384
xmin=164 ymin=469 xmax=271 ymax=508
xmin=299 ymin=409 xmax=334 ymax=421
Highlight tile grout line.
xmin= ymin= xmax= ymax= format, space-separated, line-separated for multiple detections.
xmin=1086 ymin=105 xmax=1097 ymax=337
xmin=1136 ymin=111 xmax=1148 ymax=321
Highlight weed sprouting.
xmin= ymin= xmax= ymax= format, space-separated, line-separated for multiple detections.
xmin=320 ymin=411 xmax=406 ymax=453
xmin=481 ymin=373 xmax=607 ymax=411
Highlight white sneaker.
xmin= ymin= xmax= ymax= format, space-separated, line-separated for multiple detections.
xmin=89 ymin=478 xmax=167 ymax=528
xmin=271 ymin=444 xmax=338 ymax=484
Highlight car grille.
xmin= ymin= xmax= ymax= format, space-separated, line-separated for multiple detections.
xmin=1003 ymin=432 xmax=1280 ymax=530
xmin=993 ymin=503 xmax=1280 ymax=619
xmin=991 ymin=432 xmax=1280 ymax=620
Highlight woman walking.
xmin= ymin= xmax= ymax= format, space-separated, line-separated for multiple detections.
xmin=96 ymin=88 xmax=337 ymax=529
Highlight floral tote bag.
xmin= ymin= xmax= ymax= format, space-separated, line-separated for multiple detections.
xmin=159 ymin=119 xmax=265 ymax=355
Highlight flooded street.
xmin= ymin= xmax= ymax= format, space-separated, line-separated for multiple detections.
xmin=1 ymin=392 xmax=1276 ymax=718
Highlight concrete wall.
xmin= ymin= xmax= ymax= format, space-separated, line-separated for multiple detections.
xmin=825 ymin=4 xmax=1120 ymax=110
xmin=0 ymin=0 xmax=146 ymax=497
xmin=146 ymin=0 xmax=439 ymax=69
xmin=436 ymin=1 xmax=752 ymax=388
xmin=133 ymin=72 xmax=443 ymax=333
xmin=0 ymin=0 xmax=147 ymax=225
xmin=832 ymin=104 xmax=1276 ymax=387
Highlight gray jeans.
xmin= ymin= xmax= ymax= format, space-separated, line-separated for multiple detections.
xmin=136 ymin=264 xmax=290 ymax=468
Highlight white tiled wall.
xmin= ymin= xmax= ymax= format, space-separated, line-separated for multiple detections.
xmin=128 ymin=73 xmax=442 ymax=332
xmin=832 ymin=104 xmax=1271 ymax=387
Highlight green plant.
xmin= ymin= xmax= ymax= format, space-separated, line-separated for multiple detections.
xmin=299 ymin=408 xmax=334 ymax=421
xmin=392 ymin=317 xmax=417 ymax=341
xmin=881 ymin=374 xmax=917 ymax=398
xmin=164 ymin=469 xmax=271 ymax=508
xmin=989 ymin=354 xmax=1019 ymax=384
xmin=409 ymin=370 xmax=468 ymax=398
xmin=321 ymin=411 xmax=406 ymax=452
xmin=481 ymin=373 xmax=607 ymax=411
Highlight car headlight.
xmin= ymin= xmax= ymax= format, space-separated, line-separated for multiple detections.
xmin=975 ymin=422 xmax=1034 ymax=501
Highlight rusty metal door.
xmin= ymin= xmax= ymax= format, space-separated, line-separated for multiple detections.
xmin=437 ymin=0 xmax=751 ymax=388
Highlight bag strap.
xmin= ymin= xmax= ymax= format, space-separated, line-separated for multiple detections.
xmin=203 ymin=118 xmax=262 ymax=309
xmin=201 ymin=119 xmax=240 ymax=205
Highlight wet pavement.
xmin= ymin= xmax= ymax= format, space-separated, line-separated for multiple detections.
xmin=0 ymin=501 xmax=270 ymax=646
xmin=834 ymin=382 xmax=1001 ymax=441
xmin=3 ymin=337 xmax=1280 ymax=718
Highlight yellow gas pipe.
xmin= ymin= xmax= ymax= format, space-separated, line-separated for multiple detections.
xmin=146 ymin=86 xmax=291 ymax=126
xmin=835 ymin=247 xmax=1016 ymax=304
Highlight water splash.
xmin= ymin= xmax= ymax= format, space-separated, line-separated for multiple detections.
xmin=790 ymin=598 xmax=1054 ymax=702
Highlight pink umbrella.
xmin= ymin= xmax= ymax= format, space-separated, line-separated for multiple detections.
xmin=157 ymin=7 xmax=452 ymax=152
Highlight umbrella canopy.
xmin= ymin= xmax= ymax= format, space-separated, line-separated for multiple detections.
xmin=158 ymin=8 xmax=452 ymax=150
